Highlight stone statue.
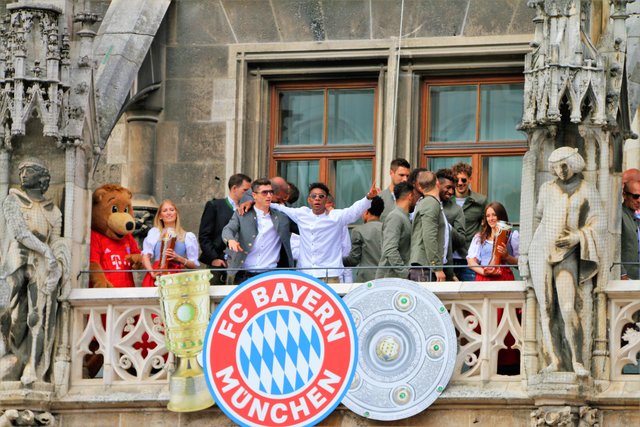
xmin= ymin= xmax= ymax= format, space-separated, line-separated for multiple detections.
xmin=0 ymin=158 xmax=69 ymax=385
xmin=528 ymin=147 xmax=604 ymax=376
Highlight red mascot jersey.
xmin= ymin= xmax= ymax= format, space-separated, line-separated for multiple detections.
xmin=90 ymin=230 xmax=141 ymax=288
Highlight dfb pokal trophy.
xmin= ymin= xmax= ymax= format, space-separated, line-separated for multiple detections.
xmin=157 ymin=270 xmax=215 ymax=412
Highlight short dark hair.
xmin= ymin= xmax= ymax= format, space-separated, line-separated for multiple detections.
xmin=308 ymin=182 xmax=330 ymax=196
xmin=394 ymin=181 xmax=414 ymax=200
xmin=228 ymin=173 xmax=251 ymax=190
xmin=251 ymin=178 xmax=272 ymax=192
xmin=368 ymin=196 xmax=384 ymax=216
xmin=408 ymin=167 xmax=428 ymax=186
xmin=390 ymin=158 xmax=410 ymax=171
xmin=287 ymin=182 xmax=300 ymax=204
xmin=436 ymin=168 xmax=455 ymax=183
xmin=452 ymin=162 xmax=472 ymax=177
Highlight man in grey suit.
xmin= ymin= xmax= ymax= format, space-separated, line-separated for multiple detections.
xmin=410 ymin=171 xmax=448 ymax=282
xmin=377 ymin=182 xmax=415 ymax=279
xmin=621 ymin=179 xmax=640 ymax=280
xmin=222 ymin=178 xmax=294 ymax=285
xmin=343 ymin=196 xmax=384 ymax=282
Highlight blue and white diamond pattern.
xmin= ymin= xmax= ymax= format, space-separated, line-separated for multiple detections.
xmin=238 ymin=308 xmax=323 ymax=396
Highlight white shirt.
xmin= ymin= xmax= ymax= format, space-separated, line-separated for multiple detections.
xmin=340 ymin=227 xmax=353 ymax=283
xmin=244 ymin=207 xmax=282 ymax=272
xmin=271 ymin=197 xmax=372 ymax=278
xmin=142 ymin=227 xmax=200 ymax=266
xmin=442 ymin=209 xmax=450 ymax=265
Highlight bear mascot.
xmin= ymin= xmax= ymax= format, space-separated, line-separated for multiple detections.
xmin=89 ymin=184 xmax=143 ymax=288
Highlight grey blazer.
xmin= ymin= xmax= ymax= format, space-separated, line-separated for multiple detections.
xmin=343 ymin=220 xmax=383 ymax=282
xmin=410 ymin=195 xmax=446 ymax=270
xmin=377 ymin=207 xmax=412 ymax=279
xmin=222 ymin=208 xmax=294 ymax=283
xmin=621 ymin=204 xmax=639 ymax=279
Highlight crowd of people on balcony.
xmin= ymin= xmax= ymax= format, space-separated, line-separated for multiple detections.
xmin=131 ymin=159 xmax=640 ymax=287
xmin=135 ymin=158 xmax=526 ymax=287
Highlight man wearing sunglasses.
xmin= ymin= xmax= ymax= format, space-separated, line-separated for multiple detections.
xmin=270 ymin=181 xmax=380 ymax=283
xmin=451 ymin=162 xmax=487 ymax=281
xmin=621 ymin=178 xmax=640 ymax=280
xmin=222 ymin=179 xmax=294 ymax=285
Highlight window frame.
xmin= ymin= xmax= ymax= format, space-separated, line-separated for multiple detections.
xmin=268 ymin=79 xmax=379 ymax=195
xmin=421 ymin=75 xmax=527 ymax=194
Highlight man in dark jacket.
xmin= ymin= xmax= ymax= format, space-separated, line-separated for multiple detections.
xmin=198 ymin=173 xmax=251 ymax=284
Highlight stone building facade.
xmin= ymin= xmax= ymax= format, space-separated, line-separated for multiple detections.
xmin=0 ymin=0 xmax=640 ymax=426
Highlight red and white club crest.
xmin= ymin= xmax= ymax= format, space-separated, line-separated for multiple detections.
xmin=203 ymin=271 xmax=358 ymax=427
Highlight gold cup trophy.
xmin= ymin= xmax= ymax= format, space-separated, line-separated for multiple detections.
xmin=489 ymin=220 xmax=513 ymax=268
xmin=157 ymin=270 xmax=215 ymax=412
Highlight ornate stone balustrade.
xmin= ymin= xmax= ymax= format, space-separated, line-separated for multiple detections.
xmin=608 ymin=281 xmax=640 ymax=382
xmin=65 ymin=280 xmax=528 ymax=405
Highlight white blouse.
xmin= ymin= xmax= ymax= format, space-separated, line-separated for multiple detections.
xmin=142 ymin=227 xmax=200 ymax=266
xmin=466 ymin=230 xmax=520 ymax=266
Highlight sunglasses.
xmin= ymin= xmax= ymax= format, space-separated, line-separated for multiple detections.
xmin=625 ymin=191 xmax=640 ymax=200
xmin=309 ymin=193 xmax=327 ymax=200
xmin=257 ymin=189 xmax=274 ymax=196
xmin=457 ymin=178 xmax=468 ymax=184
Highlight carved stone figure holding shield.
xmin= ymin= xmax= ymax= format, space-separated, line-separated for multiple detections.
xmin=528 ymin=147 xmax=604 ymax=376
xmin=0 ymin=158 xmax=69 ymax=385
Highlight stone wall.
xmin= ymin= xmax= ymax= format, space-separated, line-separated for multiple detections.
xmin=94 ymin=0 xmax=535 ymax=233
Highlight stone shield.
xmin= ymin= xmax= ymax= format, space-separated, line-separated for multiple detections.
xmin=342 ymin=278 xmax=457 ymax=421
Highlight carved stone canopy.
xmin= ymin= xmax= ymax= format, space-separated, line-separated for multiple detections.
xmin=0 ymin=2 xmax=71 ymax=149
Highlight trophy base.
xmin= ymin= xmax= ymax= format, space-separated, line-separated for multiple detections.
xmin=167 ymin=357 xmax=215 ymax=412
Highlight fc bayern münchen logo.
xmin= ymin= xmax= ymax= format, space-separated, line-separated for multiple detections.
xmin=203 ymin=271 xmax=358 ymax=427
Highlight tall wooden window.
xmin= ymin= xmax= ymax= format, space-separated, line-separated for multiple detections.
xmin=270 ymin=81 xmax=377 ymax=208
xmin=422 ymin=76 xmax=526 ymax=223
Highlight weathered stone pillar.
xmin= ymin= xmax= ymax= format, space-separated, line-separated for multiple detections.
xmin=518 ymin=0 xmax=635 ymax=423
xmin=125 ymin=111 xmax=159 ymax=243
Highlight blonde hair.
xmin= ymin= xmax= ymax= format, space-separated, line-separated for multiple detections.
xmin=153 ymin=200 xmax=186 ymax=240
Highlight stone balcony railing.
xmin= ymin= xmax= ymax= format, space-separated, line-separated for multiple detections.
xmin=62 ymin=280 xmax=640 ymax=408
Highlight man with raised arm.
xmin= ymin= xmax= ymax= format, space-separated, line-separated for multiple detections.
xmin=270 ymin=182 xmax=380 ymax=283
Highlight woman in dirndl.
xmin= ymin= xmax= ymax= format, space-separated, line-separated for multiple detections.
xmin=466 ymin=201 xmax=519 ymax=281
xmin=141 ymin=200 xmax=200 ymax=287
xmin=466 ymin=201 xmax=521 ymax=374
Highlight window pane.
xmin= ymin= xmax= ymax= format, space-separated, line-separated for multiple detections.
xmin=429 ymin=85 xmax=476 ymax=142
xmin=428 ymin=156 xmax=472 ymax=171
xmin=483 ymin=156 xmax=522 ymax=224
xmin=480 ymin=84 xmax=525 ymax=141
xmin=279 ymin=91 xmax=324 ymax=146
xmin=327 ymin=89 xmax=374 ymax=145
xmin=332 ymin=159 xmax=372 ymax=209
xmin=277 ymin=160 xmax=319 ymax=207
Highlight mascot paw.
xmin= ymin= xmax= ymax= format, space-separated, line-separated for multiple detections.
xmin=126 ymin=254 xmax=144 ymax=269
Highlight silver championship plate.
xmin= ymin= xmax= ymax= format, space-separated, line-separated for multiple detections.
xmin=342 ymin=278 xmax=457 ymax=421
